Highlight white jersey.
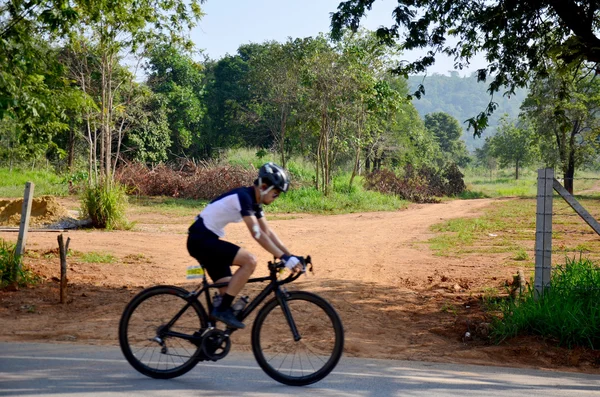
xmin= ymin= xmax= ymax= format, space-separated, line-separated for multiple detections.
xmin=189 ymin=186 xmax=263 ymax=238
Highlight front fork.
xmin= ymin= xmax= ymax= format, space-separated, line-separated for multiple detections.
xmin=276 ymin=288 xmax=301 ymax=342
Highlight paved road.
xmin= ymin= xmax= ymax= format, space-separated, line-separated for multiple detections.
xmin=0 ymin=342 xmax=598 ymax=396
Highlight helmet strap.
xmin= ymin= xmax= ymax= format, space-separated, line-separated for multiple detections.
xmin=257 ymin=177 xmax=274 ymax=204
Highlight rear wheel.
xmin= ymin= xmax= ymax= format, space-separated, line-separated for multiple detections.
xmin=119 ymin=285 xmax=208 ymax=379
xmin=251 ymin=291 xmax=344 ymax=386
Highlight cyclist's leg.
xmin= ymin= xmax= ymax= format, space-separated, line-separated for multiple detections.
xmin=225 ymin=248 xmax=257 ymax=296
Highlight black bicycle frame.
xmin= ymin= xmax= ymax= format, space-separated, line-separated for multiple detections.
xmin=183 ymin=264 xmax=303 ymax=341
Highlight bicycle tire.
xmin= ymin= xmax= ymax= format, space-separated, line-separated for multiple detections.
xmin=119 ymin=285 xmax=208 ymax=379
xmin=251 ymin=291 xmax=344 ymax=386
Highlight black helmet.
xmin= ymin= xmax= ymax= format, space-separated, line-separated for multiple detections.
xmin=258 ymin=162 xmax=290 ymax=193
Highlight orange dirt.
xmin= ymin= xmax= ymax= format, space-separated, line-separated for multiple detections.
xmin=0 ymin=196 xmax=69 ymax=227
xmin=0 ymin=197 xmax=599 ymax=374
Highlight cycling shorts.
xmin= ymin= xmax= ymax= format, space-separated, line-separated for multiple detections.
xmin=187 ymin=231 xmax=240 ymax=282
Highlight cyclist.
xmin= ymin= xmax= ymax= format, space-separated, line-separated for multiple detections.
xmin=187 ymin=162 xmax=304 ymax=329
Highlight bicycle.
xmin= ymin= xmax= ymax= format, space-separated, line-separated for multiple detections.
xmin=118 ymin=256 xmax=344 ymax=386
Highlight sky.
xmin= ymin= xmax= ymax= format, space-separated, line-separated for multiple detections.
xmin=191 ymin=0 xmax=488 ymax=76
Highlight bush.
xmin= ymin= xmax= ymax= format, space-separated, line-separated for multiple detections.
xmin=365 ymin=163 xmax=467 ymax=203
xmin=115 ymin=161 xmax=256 ymax=200
xmin=81 ymin=181 xmax=129 ymax=229
xmin=0 ymin=239 xmax=39 ymax=289
xmin=492 ymin=257 xmax=600 ymax=349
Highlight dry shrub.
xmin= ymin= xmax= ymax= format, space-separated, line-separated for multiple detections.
xmin=115 ymin=162 xmax=257 ymax=200
xmin=365 ymin=163 xmax=466 ymax=203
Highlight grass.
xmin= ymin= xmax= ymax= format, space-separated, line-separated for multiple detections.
xmin=129 ymin=197 xmax=202 ymax=217
xmin=81 ymin=182 xmax=131 ymax=230
xmin=492 ymin=257 xmax=600 ymax=348
xmin=463 ymin=167 xmax=600 ymax=198
xmin=0 ymin=168 xmax=68 ymax=197
xmin=429 ymin=194 xmax=600 ymax=262
xmin=78 ymin=251 xmax=117 ymax=264
xmin=269 ymin=184 xmax=407 ymax=214
xmin=0 ymin=239 xmax=39 ymax=288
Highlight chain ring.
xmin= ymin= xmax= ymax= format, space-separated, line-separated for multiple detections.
xmin=201 ymin=329 xmax=231 ymax=361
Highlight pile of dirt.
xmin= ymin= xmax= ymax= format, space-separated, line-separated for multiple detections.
xmin=0 ymin=196 xmax=69 ymax=227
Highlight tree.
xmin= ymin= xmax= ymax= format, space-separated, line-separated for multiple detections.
xmin=120 ymin=85 xmax=171 ymax=164
xmin=474 ymin=138 xmax=498 ymax=179
xmin=424 ymin=112 xmax=470 ymax=166
xmin=145 ymin=43 xmax=206 ymax=160
xmin=0 ymin=28 xmax=84 ymax=170
xmin=68 ymin=0 xmax=203 ymax=184
xmin=331 ymin=0 xmax=600 ymax=133
xmin=489 ymin=117 xmax=538 ymax=180
xmin=202 ymin=53 xmax=261 ymax=155
xmin=243 ymin=40 xmax=303 ymax=168
xmin=521 ymin=65 xmax=600 ymax=193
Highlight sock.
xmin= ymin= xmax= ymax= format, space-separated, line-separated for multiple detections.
xmin=218 ymin=293 xmax=235 ymax=311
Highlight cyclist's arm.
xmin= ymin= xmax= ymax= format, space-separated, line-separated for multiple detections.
xmin=242 ymin=215 xmax=285 ymax=258
xmin=257 ymin=216 xmax=291 ymax=256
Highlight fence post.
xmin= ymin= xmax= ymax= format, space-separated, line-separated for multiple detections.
xmin=534 ymin=169 xmax=553 ymax=297
xmin=15 ymin=182 xmax=35 ymax=280
xmin=58 ymin=234 xmax=71 ymax=304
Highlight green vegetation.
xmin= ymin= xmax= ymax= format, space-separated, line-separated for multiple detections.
xmin=0 ymin=239 xmax=39 ymax=288
xmin=0 ymin=168 xmax=68 ymax=197
xmin=81 ymin=182 xmax=130 ymax=230
xmin=428 ymin=197 xmax=536 ymax=257
xmin=269 ymin=183 xmax=407 ymax=214
xmin=492 ymin=258 xmax=600 ymax=348
xmin=78 ymin=251 xmax=117 ymax=264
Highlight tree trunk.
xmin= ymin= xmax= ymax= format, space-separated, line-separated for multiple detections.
xmin=564 ymin=121 xmax=579 ymax=194
xmin=349 ymin=104 xmax=364 ymax=190
xmin=565 ymin=150 xmax=576 ymax=194
xmin=515 ymin=159 xmax=519 ymax=180
xmin=279 ymin=109 xmax=287 ymax=168
xmin=68 ymin=129 xmax=75 ymax=171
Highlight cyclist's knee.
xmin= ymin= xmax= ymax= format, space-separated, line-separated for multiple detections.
xmin=239 ymin=252 xmax=257 ymax=271
xmin=235 ymin=251 xmax=257 ymax=271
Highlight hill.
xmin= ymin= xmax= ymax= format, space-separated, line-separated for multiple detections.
xmin=408 ymin=72 xmax=528 ymax=152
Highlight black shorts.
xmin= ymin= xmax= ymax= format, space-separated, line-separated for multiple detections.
xmin=187 ymin=233 xmax=240 ymax=282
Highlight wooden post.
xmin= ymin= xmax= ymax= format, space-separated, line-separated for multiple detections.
xmin=58 ymin=234 xmax=71 ymax=304
xmin=534 ymin=169 xmax=553 ymax=298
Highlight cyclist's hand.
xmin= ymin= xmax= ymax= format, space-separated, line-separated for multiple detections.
xmin=281 ymin=254 xmax=305 ymax=273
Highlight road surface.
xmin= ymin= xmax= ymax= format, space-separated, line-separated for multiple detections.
xmin=0 ymin=342 xmax=598 ymax=396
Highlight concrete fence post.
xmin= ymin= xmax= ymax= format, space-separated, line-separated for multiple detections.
xmin=534 ymin=169 xmax=553 ymax=298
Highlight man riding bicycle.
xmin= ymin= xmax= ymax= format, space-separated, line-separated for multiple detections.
xmin=187 ymin=162 xmax=304 ymax=329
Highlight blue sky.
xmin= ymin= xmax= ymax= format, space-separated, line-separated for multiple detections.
xmin=191 ymin=0 xmax=488 ymax=76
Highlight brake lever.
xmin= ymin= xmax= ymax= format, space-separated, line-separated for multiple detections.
xmin=304 ymin=255 xmax=313 ymax=275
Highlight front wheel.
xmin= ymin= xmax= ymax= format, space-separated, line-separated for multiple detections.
xmin=119 ymin=285 xmax=208 ymax=379
xmin=251 ymin=291 xmax=344 ymax=386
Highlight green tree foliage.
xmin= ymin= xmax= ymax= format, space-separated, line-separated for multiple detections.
xmin=66 ymin=0 xmax=204 ymax=184
xmin=119 ymin=84 xmax=171 ymax=164
xmin=331 ymin=0 xmax=600 ymax=133
xmin=244 ymin=40 xmax=302 ymax=168
xmin=424 ymin=112 xmax=470 ymax=167
xmin=488 ymin=117 xmax=538 ymax=180
xmin=521 ymin=65 xmax=600 ymax=193
xmin=0 ymin=5 xmax=84 ymax=169
xmin=203 ymin=53 xmax=259 ymax=155
xmin=474 ymin=138 xmax=498 ymax=177
xmin=145 ymin=43 xmax=206 ymax=159
xmin=201 ymin=33 xmax=434 ymax=194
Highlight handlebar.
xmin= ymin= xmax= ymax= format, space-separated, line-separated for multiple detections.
xmin=268 ymin=255 xmax=313 ymax=283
